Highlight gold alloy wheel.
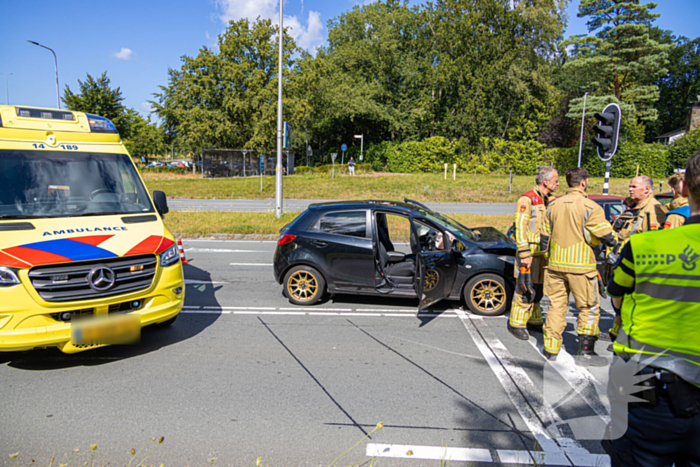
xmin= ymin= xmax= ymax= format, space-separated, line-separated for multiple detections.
xmin=287 ymin=270 xmax=319 ymax=302
xmin=424 ymin=269 xmax=439 ymax=292
xmin=470 ymin=279 xmax=506 ymax=313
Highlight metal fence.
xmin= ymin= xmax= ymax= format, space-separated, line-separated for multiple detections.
xmin=200 ymin=149 xmax=295 ymax=178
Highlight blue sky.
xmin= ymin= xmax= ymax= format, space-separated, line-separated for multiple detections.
xmin=1 ymin=0 xmax=698 ymax=119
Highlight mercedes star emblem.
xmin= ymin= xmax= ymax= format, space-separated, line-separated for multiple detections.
xmin=87 ymin=266 xmax=116 ymax=291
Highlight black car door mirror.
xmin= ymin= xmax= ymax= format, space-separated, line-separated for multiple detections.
xmin=153 ymin=190 xmax=169 ymax=215
xmin=451 ymin=239 xmax=465 ymax=252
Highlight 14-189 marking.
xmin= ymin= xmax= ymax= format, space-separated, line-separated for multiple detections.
xmin=32 ymin=143 xmax=79 ymax=150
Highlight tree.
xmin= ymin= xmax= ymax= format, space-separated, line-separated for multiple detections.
xmin=122 ymin=111 xmax=169 ymax=160
xmin=152 ymin=18 xmax=299 ymax=154
xmin=563 ymin=0 xmax=671 ymax=123
xmin=646 ymin=36 xmax=700 ymax=140
xmin=62 ymin=72 xmax=131 ymax=136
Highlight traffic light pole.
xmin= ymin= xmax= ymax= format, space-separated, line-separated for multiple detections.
xmin=603 ymin=160 xmax=612 ymax=195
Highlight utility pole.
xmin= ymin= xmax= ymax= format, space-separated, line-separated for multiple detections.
xmin=275 ymin=0 xmax=284 ymax=219
xmin=27 ymin=41 xmax=60 ymax=108
xmin=577 ymin=92 xmax=589 ymax=168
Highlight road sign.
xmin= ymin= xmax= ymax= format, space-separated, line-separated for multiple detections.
xmin=353 ymin=135 xmax=362 ymax=139
xmin=360 ymin=155 xmax=363 ymax=162
xmin=306 ymin=145 xmax=313 ymax=156
xmin=341 ymin=144 xmax=347 ymax=152
xmin=331 ymin=153 xmax=337 ymax=163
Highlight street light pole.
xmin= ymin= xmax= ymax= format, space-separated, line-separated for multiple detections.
xmin=577 ymin=92 xmax=589 ymax=168
xmin=27 ymin=41 xmax=60 ymax=109
xmin=275 ymin=0 xmax=284 ymax=218
xmin=0 ymin=73 xmax=11 ymax=105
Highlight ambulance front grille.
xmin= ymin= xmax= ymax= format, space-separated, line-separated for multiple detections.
xmin=28 ymin=255 xmax=157 ymax=302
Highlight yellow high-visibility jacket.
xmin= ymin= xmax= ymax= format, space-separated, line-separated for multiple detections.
xmin=541 ymin=188 xmax=614 ymax=274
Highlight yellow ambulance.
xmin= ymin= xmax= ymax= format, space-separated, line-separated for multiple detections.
xmin=0 ymin=105 xmax=184 ymax=353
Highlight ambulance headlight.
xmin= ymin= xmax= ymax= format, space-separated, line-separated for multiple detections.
xmin=160 ymin=244 xmax=180 ymax=267
xmin=0 ymin=267 xmax=21 ymax=286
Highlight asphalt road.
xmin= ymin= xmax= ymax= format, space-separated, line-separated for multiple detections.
xmin=1 ymin=240 xmax=617 ymax=466
xmin=168 ymin=198 xmax=517 ymax=215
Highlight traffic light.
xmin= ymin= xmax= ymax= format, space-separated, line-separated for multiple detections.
xmin=592 ymin=103 xmax=622 ymax=161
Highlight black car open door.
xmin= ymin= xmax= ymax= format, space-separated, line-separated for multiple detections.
xmin=415 ymin=226 xmax=458 ymax=311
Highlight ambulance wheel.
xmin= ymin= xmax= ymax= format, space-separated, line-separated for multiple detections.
xmin=464 ymin=274 xmax=509 ymax=316
xmin=284 ymin=266 xmax=325 ymax=306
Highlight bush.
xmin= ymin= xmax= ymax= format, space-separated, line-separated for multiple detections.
xmin=669 ymin=128 xmax=700 ymax=170
xmin=292 ymin=163 xmax=373 ymax=176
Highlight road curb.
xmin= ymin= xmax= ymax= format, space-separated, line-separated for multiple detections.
xmin=172 ymin=233 xmax=279 ymax=240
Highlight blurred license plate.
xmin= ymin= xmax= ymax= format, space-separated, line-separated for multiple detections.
xmin=71 ymin=314 xmax=140 ymax=345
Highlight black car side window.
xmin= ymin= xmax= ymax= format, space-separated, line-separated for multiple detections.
xmin=316 ymin=211 xmax=367 ymax=238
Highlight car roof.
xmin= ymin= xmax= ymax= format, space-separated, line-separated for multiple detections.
xmin=308 ymin=199 xmax=422 ymax=215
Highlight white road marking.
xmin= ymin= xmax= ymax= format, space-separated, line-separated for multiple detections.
xmin=184 ymin=248 xmax=267 ymax=253
xmin=229 ymin=263 xmax=273 ymax=266
xmin=366 ymin=443 xmax=492 ymax=463
xmin=183 ymin=239 xmax=277 ymax=244
xmin=526 ymin=339 xmax=611 ymax=419
xmin=454 ymin=308 xmax=604 ymax=466
xmin=204 ymin=306 xmax=276 ymax=310
xmin=184 ymin=279 xmax=228 ymax=284
xmin=279 ymin=307 xmax=353 ymax=311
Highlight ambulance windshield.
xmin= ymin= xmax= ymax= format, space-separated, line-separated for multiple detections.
xmin=0 ymin=150 xmax=155 ymax=218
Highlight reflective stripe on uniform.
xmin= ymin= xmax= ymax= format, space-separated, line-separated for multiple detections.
xmin=614 ymin=330 xmax=700 ymax=385
xmin=636 ymin=281 xmax=700 ymax=303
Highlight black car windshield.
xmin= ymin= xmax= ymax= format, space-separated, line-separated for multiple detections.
xmin=410 ymin=206 xmax=475 ymax=241
xmin=0 ymin=150 xmax=154 ymax=218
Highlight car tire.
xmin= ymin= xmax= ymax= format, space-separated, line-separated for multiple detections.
xmin=283 ymin=266 xmax=326 ymax=306
xmin=463 ymin=273 xmax=509 ymax=316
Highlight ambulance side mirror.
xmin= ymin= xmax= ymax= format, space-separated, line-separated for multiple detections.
xmin=153 ymin=190 xmax=169 ymax=216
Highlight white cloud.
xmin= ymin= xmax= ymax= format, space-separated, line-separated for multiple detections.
xmin=140 ymin=102 xmax=154 ymax=114
xmin=215 ymin=0 xmax=325 ymax=52
xmin=113 ymin=47 xmax=134 ymax=60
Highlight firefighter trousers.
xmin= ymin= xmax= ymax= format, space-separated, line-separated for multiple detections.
xmin=543 ymin=269 xmax=601 ymax=355
xmin=509 ymin=284 xmax=544 ymax=328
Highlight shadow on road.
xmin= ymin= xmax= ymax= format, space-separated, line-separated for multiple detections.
xmin=0 ymin=263 xmax=221 ymax=370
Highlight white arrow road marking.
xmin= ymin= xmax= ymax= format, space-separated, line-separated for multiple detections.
xmin=229 ymin=263 xmax=273 ymax=266
xmin=454 ymin=309 xmax=609 ymax=467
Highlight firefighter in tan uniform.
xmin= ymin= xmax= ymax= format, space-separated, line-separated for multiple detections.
xmin=659 ymin=173 xmax=689 ymax=230
xmin=507 ymin=167 xmax=559 ymax=341
xmin=606 ymin=176 xmax=663 ymax=342
xmin=540 ymin=167 xmax=618 ymax=367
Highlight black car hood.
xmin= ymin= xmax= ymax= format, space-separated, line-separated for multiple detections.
xmin=470 ymin=227 xmax=516 ymax=253
xmin=472 ymin=227 xmax=513 ymax=244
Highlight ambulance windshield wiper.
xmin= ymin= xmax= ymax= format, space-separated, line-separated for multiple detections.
xmin=0 ymin=214 xmax=44 ymax=219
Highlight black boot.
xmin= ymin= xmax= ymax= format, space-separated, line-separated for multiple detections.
xmin=527 ymin=323 xmax=543 ymax=333
xmin=544 ymin=350 xmax=558 ymax=361
xmin=507 ymin=322 xmax=530 ymax=340
xmin=575 ymin=336 xmax=608 ymax=367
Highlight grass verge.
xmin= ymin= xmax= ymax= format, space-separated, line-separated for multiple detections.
xmin=164 ymin=211 xmax=513 ymax=239
xmin=144 ymin=172 xmax=639 ymax=203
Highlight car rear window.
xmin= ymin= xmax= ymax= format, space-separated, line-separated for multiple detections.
xmin=317 ymin=211 xmax=367 ymax=238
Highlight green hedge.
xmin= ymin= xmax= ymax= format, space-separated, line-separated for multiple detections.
xmin=293 ymin=163 xmax=374 ymax=176
xmin=368 ymin=135 xmax=673 ymax=179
